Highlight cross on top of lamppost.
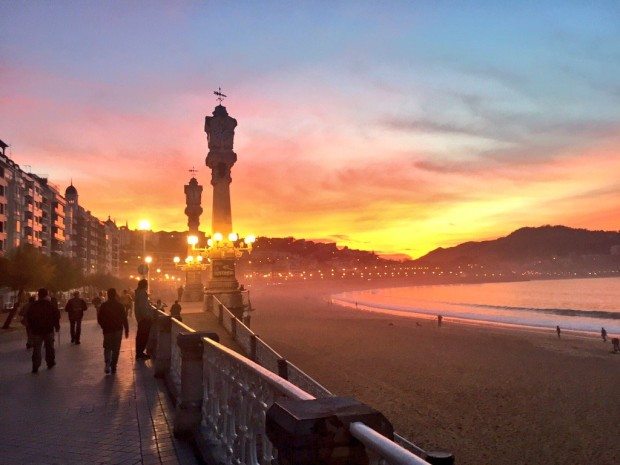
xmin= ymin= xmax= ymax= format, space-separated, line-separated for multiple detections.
xmin=189 ymin=166 xmax=198 ymax=178
xmin=214 ymin=86 xmax=227 ymax=104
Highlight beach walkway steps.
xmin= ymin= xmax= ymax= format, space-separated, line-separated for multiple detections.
xmin=0 ymin=312 xmax=200 ymax=465
xmin=143 ymin=297 xmax=453 ymax=465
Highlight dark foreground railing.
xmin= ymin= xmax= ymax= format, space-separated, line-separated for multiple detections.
xmin=150 ymin=298 xmax=454 ymax=465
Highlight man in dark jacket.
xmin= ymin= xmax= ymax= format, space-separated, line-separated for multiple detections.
xmin=65 ymin=291 xmax=87 ymax=344
xmin=97 ymin=288 xmax=129 ymax=374
xmin=27 ymin=288 xmax=60 ymax=373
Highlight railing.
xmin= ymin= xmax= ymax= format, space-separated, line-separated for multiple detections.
xmin=206 ymin=296 xmax=444 ymax=465
xmin=199 ymin=335 xmax=313 ymax=465
xmin=168 ymin=316 xmax=195 ymax=401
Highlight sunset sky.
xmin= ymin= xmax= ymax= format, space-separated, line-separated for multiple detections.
xmin=1 ymin=2 xmax=619 ymax=258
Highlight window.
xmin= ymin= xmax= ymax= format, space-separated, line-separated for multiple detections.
xmin=0 ymin=185 xmax=4 ymax=196
xmin=0 ymin=221 xmax=3 ymax=233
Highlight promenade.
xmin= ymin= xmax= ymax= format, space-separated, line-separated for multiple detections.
xmin=0 ymin=312 xmax=201 ymax=465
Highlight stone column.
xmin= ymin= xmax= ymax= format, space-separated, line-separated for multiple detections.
xmin=266 ymin=397 xmax=394 ymax=465
xmin=153 ymin=313 xmax=171 ymax=378
xmin=173 ymin=331 xmax=220 ymax=438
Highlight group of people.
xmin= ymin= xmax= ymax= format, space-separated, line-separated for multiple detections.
xmin=18 ymin=279 xmax=183 ymax=374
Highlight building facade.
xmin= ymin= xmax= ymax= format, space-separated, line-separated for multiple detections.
xmin=0 ymin=139 xmax=119 ymax=275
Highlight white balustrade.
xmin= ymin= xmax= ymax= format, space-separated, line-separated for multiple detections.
xmin=199 ymin=296 xmax=441 ymax=465
xmin=169 ymin=317 xmax=195 ymax=401
xmin=200 ymin=336 xmax=313 ymax=465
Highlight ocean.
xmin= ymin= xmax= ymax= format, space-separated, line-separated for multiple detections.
xmin=332 ymin=277 xmax=620 ymax=335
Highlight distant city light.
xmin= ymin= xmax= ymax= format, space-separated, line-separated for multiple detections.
xmin=173 ymin=256 xmax=180 ymax=264
xmin=145 ymin=256 xmax=153 ymax=264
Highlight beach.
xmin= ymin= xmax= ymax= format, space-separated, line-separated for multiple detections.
xmin=247 ymin=279 xmax=620 ymax=465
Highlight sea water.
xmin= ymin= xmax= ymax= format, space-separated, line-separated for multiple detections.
xmin=332 ymin=277 xmax=620 ymax=335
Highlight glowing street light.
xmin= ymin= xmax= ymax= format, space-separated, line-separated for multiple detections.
xmin=173 ymin=256 xmax=181 ymax=264
xmin=187 ymin=235 xmax=199 ymax=246
xmin=145 ymin=256 xmax=153 ymax=264
xmin=245 ymin=234 xmax=256 ymax=244
xmin=228 ymin=232 xmax=238 ymax=242
xmin=213 ymin=232 xmax=223 ymax=242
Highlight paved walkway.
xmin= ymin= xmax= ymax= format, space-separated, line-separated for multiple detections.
xmin=0 ymin=315 xmax=201 ymax=465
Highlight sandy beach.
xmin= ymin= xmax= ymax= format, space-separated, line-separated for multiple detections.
xmin=246 ymin=279 xmax=620 ymax=465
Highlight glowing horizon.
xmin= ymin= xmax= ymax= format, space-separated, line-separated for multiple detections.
xmin=1 ymin=2 xmax=619 ymax=258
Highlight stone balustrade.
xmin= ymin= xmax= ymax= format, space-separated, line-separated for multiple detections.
xmin=150 ymin=298 xmax=453 ymax=465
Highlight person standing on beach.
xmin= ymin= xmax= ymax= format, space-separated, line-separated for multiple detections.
xmin=438 ymin=315 xmax=443 ymax=327
xmin=97 ymin=288 xmax=129 ymax=374
xmin=134 ymin=279 xmax=156 ymax=360
xmin=27 ymin=288 xmax=60 ymax=373
xmin=556 ymin=325 xmax=561 ymax=339
xmin=65 ymin=291 xmax=87 ymax=344
xmin=601 ymin=327 xmax=607 ymax=342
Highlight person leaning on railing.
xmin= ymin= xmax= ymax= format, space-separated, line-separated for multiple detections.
xmin=134 ymin=279 xmax=156 ymax=360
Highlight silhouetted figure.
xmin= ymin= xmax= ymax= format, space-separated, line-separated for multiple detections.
xmin=170 ymin=300 xmax=182 ymax=321
xmin=27 ymin=288 xmax=60 ymax=373
xmin=612 ymin=337 xmax=620 ymax=353
xmin=438 ymin=315 xmax=443 ymax=327
xmin=556 ymin=325 xmax=561 ymax=339
xmin=177 ymin=285 xmax=184 ymax=301
xmin=120 ymin=289 xmax=133 ymax=318
xmin=601 ymin=327 xmax=607 ymax=342
xmin=134 ymin=279 xmax=156 ymax=360
xmin=65 ymin=291 xmax=87 ymax=344
xmin=92 ymin=292 xmax=103 ymax=313
xmin=19 ymin=296 xmax=36 ymax=349
xmin=97 ymin=288 xmax=129 ymax=374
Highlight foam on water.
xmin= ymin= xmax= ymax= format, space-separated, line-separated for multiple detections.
xmin=332 ymin=277 xmax=620 ymax=335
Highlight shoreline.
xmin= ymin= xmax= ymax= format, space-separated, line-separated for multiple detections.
xmin=248 ymin=278 xmax=620 ymax=465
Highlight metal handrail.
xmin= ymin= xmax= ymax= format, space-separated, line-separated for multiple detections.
xmin=350 ymin=422 xmax=431 ymax=465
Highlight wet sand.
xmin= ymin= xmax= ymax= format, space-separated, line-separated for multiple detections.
xmin=247 ymin=279 xmax=620 ymax=465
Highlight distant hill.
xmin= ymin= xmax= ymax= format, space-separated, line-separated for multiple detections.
xmin=413 ymin=225 xmax=620 ymax=267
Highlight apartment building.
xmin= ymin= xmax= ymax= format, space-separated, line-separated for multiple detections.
xmin=0 ymin=139 xmax=119 ymax=276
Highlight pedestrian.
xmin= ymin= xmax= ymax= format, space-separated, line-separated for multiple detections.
xmin=120 ymin=289 xmax=133 ymax=318
xmin=556 ymin=325 xmax=561 ymax=339
xmin=134 ymin=279 xmax=156 ymax=360
xmin=65 ymin=291 xmax=88 ymax=344
xmin=97 ymin=288 xmax=129 ymax=374
xmin=177 ymin=285 xmax=184 ymax=302
xmin=170 ymin=300 xmax=182 ymax=321
xmin=601 ymin=327 xmax=607 ymax=342
xmin=438 ymin=315 xmax=443 ymax=327
xmin=27 ymin=288 xmax=60 ymax=373
xmin=92 ymin=292 xmax=103 ymax=314
xmin=19 ymin=296 xmax=36 ymax=349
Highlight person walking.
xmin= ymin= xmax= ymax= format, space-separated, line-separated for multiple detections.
xmin=601 ymin=327 xmax=607 ymax=342
xmin=92 ymin=292 xmax=103 ymax=314
xmin=65 ymin=291 xmax=88 ymax=344
xmin=27 ymin=288 xmax=60 ymax=373
xmin=97 ymin=288 xmax=129 ymax=374
xmin=556 ymin=325 xmax=561 ymax=339
xmin=170 ymin=300 xmax=182 ymax=321
xmin=134 ymin=279 xmax=155 ymax=360
xmin=120 ymin=289 xmax=133 ymax=318
xmin=177 ymin=285 xmax=184 ymax=302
